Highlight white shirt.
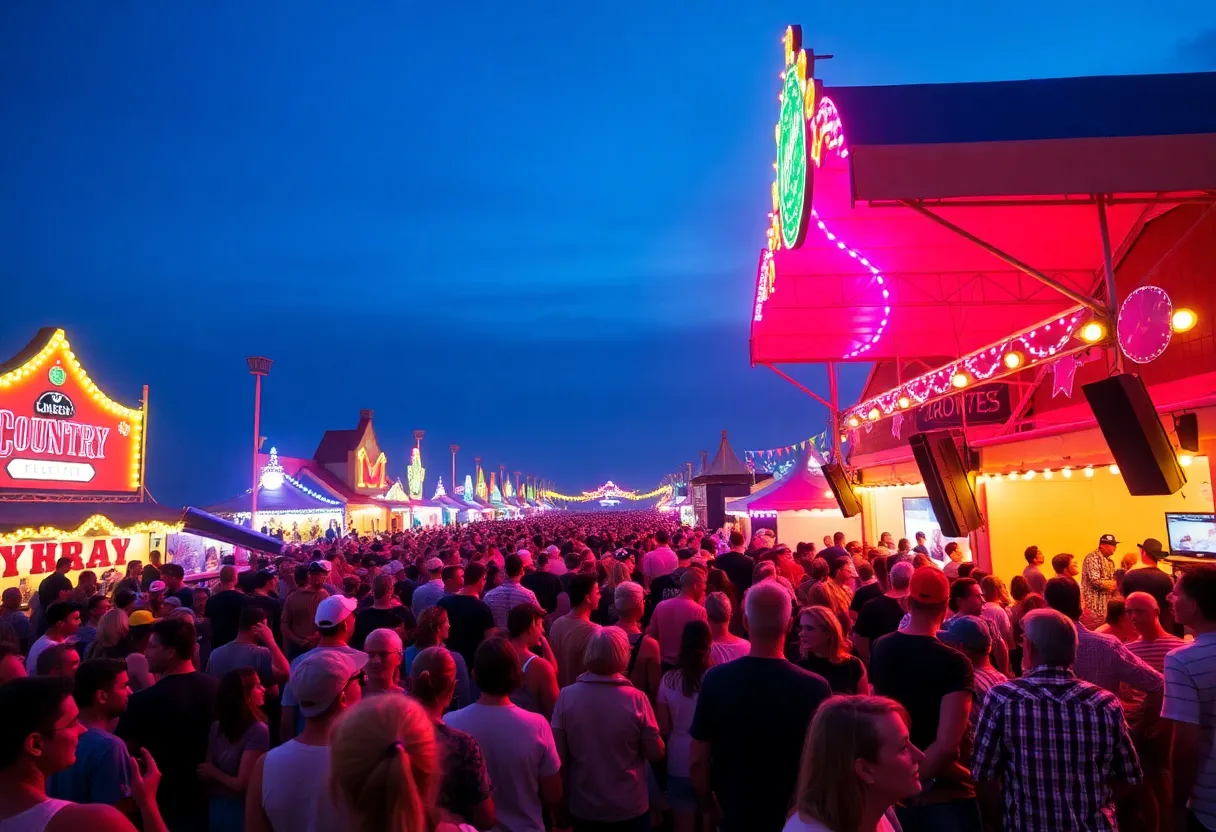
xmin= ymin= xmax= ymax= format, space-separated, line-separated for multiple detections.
xmin=0 ymin=799 xmax=71 ymax=832
xmin=656 ymin=678 xmax=699 ymax=777
xmin=642 ymin=547 xmax=679 ymax=584
xmin=260 ymin=740 xmax=347 ymax=832
xmin=784 ymin=812 xmax=897 ymax=832
xmin=26 ymin=634 xmax=62 ymax=675
xmin=709 ymin=639 xmax=750 ymax=666
xmin=445 ymin=702 xmax=561 ymax=832
xmin=1162 ymin=632 xmax=1216 ymax=829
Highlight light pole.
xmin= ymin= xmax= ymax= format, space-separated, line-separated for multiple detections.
xmin=450 ymin=444 xmax=459 ymax=495
xmin=246 ymin=356 xmax=273 ymax=530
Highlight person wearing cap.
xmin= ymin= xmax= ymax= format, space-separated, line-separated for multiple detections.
xmin=939 ymin=615 xmax=1007 ymax=734
xmin=1121 ymin=537 xmax=1177 ymax=631
xmin=485 ymin=554 xmax=540 ymax=630
xmin=279 ymin=594 xmax=366 ymax=743
xmin=145 ymin=581 xmax=167 ymax=618
xmin=1081 ymin=534 xmax=1120 ymax=626
xmin=246 ymin=649 xmax=364 ymax=832
xmin=411 ymin=557 xmax=447 ymax=617
xmin=870 ymin=567 xmax=980 ymax=831
xmin=281 ymin=563 xmax=329 ymax=660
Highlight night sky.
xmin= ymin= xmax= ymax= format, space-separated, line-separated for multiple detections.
xmin=2 ymin=2 xmax=1213 ymax=506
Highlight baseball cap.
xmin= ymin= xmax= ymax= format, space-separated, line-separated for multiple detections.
xmin=1099 ymin=533 xmax=1119 ymax=546
xmin=939 ymin=615 xmax=992 ymax=653
xmin=148 ymin=580 xmax=166 ymax=593
xmin=383 ymin=560 xmax=405 ymax=576
xmin=1138 ymin=538 xmax=1169 ymax=560
xmin=909 ymin=566 xmax=950 ymax=605
xmin=425 ymin=557 xmax=444 ymax=572
xmin=306 ymin=561 xmax=329 ymax=575
xmin=128 ymin=610 xmax=155 ymax=627
xmin=516 ymin=550 xmax=534 ymax=568
xmin=315 ymin=595 xmax=358 ymax=628
xmin=544 ymin=545 xmax=561 ymax=557
xmin=291 ymin=649 xmax=368 ymax=718
xmin=612 ymin=548 xmax=634 ymax=562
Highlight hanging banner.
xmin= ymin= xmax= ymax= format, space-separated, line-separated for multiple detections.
xmin=914 ymin=384 xmax=1012 ymax=431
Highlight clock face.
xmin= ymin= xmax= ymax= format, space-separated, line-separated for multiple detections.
xmin=1117 ymin=285 xmax=1173 ymax=364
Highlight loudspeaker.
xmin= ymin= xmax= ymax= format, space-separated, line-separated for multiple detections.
xmin=1177 ymin=413 xmax=1200 ymax=453
xmin=821 ymin=463 xmax=862 ymax=518
xmin=1083 ymin=374 xmax=1186 ymax=496
xmin=908 ymin=431 xmax=983 ymax=538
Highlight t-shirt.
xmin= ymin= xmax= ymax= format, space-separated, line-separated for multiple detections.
xmin=853 ymin=595 xmax=905 ymax=645
xmin=446 ymin=702 xmax=560 ymax=832
xmin=206 ymin=641 xmax=274 ymax=687
xmin=550 ymin=615 xmax=600 ymax=687
xmin=642 ymin=547 xmax=679 ymax=584
xmin=869 ymin=633 xmax=973 ymax=774
xmin=434 ymin=721 xmax=493 ymax=826
xmin=26 ymin=634 xmax=63 ymax=675
xmin=208 ymin=720 xmax=270 ymax=780
xmin=350 ymin=605 xmax=415 ymax=652
xmin=140 ymin=565 xmax=161 ymax=592
xmin=521 ymin=570 xmax=563 ymax=613
xmin=38 ymin=573 xmax=72 ymax=609
xmin=713 ymin=552 xmax=754 ymax=599
xmin=657 ymin=677 xmax=700 ymax=777
xmin=205 ymin=589 xmax=249 ymax=649
xmin=247 ymin=594 xmax=284 ymax=646
xmin=797 ymin=654 xmax=865 ymax=694
xmin=850 ymin=581 xmax=885 ymax=612
xmin=117 ymin=672 xmax=220 ymax=828
xmin=1121 ymin=566 xmax=1175 ymax=622
xmin=1022 ymin=564 xmax=1048 ymax=595
xmin=393 ymin=578 xmax=418 ymax=608
xmin=411 ymin=580 xmax=447 ymax=616
xmin=690 ymin=657 xmax=832 ymax=832
xmin=47 ymin=726 xmax=132 ymax=805
xmin=708 ymin=639 xmax=750 ymax=666
xmin=1162 ymin=632 xmax=1216 ymax=829
xmin=784 ymin=812 xmax=898 ymax=832
xmin=437 ymin=594 xmax=496 ymax=668
xmin=648 ymin=596 xmax=709 ymax=666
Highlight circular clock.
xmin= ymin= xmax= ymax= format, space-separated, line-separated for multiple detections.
xmin=1117 ymin=285 xmax=1173 ymax=364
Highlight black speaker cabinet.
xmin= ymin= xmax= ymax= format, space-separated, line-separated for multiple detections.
xmin=908 ymin=431 xmax=983 ymax=538
xmin=821 ymin=463 xmax=862 ymax=518
xmin=1082 ymin=373 xmax=1186 ymax=496
xmin=1177 ymin=412 xmax=1200 ymax=453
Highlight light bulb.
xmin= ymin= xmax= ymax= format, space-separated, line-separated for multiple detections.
xmin=951 ymin=372 xmax=969 ymax=388
xmin=1024 ymin=470 xmax=1036 ymax=480
xmin=1002 ymin=351 xmax=1024 ymax=370
xmin=1109 ymin=464 xmax=1120 ymax=475
xmin=1179 ymin=453 xmax=1194 ymax=467
xmin=1062 ymin=468 xmax=1072 ymax=478
xmin=1044 ymin=469 xmax=1053 ymax=479
xmin=898 ymin=396 xmax=911 ymax=409
xmin=1172 ymin=308 xmax=1197 ymax=333
xmin=1079 ymin=321 xmax=1107 ymax=343
xmin=1084 ymin=466 xmax=1094 ymax=478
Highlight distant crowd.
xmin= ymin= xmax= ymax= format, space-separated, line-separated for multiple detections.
xmin=0 ymin=511 xmax=1211 ymax=832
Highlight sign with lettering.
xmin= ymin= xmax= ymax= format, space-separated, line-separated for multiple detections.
xmin=0 ymin=534 xmax=150 ymax=591
xmin=914 ymin=384 xmax=1012 ymax=431
xmin=0 ymin=329 xmax=143 ymax=494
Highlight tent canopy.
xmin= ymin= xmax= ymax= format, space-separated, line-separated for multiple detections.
xmin=752 ymin=70 xmax=1216 ymax=365
xmin=746 ymin=450 xmax=838 ymax=513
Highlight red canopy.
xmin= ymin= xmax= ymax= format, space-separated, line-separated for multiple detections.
xmin=746 ymin=451 xmax=838 ymax=512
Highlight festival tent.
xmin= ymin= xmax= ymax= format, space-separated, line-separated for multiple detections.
xmin=727 ymin=448 xmax=863 ymax=546
xmin=691 ymin=431 xmax=755 ymax=529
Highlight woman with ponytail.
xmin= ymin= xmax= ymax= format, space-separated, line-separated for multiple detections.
xmin=409 ymin=647 xmax=495 ymax=830
xmin=329 ymin=695 xmax=475 ymax=832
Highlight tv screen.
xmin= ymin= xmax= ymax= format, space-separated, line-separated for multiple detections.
xmin=1165 ymin=513 xmax=1216 ymax=557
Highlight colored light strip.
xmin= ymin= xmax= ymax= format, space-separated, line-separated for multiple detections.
xmin=0 ymin=514 xmax=183 ymax=546
xmin=842 ymin=308 xmax=1089 ymax=428
xmin=810 ymin=207 xmax=891 ymax=359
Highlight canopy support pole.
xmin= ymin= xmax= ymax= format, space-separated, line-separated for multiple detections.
xmin=762 ymin=363 xmax=832 ymax=409
xmin=1095 ymin=194 xmax=1126 ymax=374
xmin=901 ymin=201 xmax=1106 ymax=313
xmin=828 ymin=362 xmax=842 ymax=464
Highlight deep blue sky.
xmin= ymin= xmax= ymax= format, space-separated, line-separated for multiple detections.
xmin=2 ymin=3 xmax=1213 ymax=506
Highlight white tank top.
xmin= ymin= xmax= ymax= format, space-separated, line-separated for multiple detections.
xmin=261 ymin=740 xmax=346 ymax=832
xmin=0 ymin=799 xmax=71 ymax=832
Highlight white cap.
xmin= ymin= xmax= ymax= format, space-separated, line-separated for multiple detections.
xmin=384 ymin=560 xmax=404 ymax=576
xmin=148 ymin=580 xmax=166 ymax=593
xmin=314 ymin=594 xmax=357 ymax=628
xmin=425 ymin=557 xmax=444 ymax=572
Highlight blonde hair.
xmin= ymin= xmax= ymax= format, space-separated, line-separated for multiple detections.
xmin=330 ymin=695 xmax=441 ymax=832
xmin=795 ymin=696 xmax=910 ymax=832
xmin=88 ymin=608 xmax=130 ymax=658
xmin=583 ymin=626 xmax=630 ymax=676
xmin=800 ymin=606 xmax=850 ymax=663
xmin=806 ymin=579 xmax=851 ymax=633
xmin=606 ymin=561 xmax=632 ymax=592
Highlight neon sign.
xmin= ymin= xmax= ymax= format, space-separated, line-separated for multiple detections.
xmin=356 ymin=447 xmax=387 ymax=489
xmin=406 ymin=448 xmax=425 ymax=500
xmin=0 ymin=329 xmax=143 ymax=493
xmin=776 ymin=26 xmax=810 ymax=249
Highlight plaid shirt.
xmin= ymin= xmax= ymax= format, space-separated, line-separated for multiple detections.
xmin=1075 ymin=623 xmax=1163 ymax=698
xmin=483 ymin=580 xmax=539 ymax=629
xmin=972 ymin=666 xmax=1142 ymax=832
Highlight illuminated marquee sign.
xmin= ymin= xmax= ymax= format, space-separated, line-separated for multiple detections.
xmin=356 ymin=446 xmax=387 ymax=489
xmin=776 ymin=25 xmax=810 ymax=249
xmin=0 ymin=329 xmax=144 ymax=494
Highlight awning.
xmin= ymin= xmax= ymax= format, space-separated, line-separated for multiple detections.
xmin=181 ymin=508 xmax=284 ymax=555
xmin=745 ymin=450 xmax=838 ymax=513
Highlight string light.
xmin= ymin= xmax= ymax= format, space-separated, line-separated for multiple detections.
xmin=0 ymin=515 xmax=183 ymax=546
xmin=544 ymin=481 xmax=673 ymax=502
xmin=1079 ymin=321 xmax=1108 ymax=343
xmin=1109 ymin=464 xmax=1120 ymax=475
xmin=897 ymin=396 xmax=911 ymax=409
xmin=1002 ymin=350 xmax=1024 ymax=370
xmin=1085 ymin=466 xmax=1095 ymax=478
xmin=1179 ymin=453 xmax=1194 ymax=467
xmin=951 ymin=371 xmax=970 ymax=389
xmin=1062 ymin=467 xmax=1072 ymax=478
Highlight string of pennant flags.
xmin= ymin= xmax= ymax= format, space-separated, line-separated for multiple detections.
xmin=744 ymin=431 xmax=834 ymax=472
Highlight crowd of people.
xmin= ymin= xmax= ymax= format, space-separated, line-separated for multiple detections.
xmin=0 ymin=510 xmax=1211 ymax=832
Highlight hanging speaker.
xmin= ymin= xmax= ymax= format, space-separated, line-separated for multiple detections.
xmin=821 ymin=463 xmax=862 ymax=518
xmin=908 ymin=431 xmax=983 ymax=538
xmin=1082 ymin=374 xmax=1186 ymax=496
xmin=1176 ymin=413 xmax=1200 ymax=453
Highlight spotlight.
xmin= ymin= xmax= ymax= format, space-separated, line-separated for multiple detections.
xmin=1172 ymin=308 xmax=1198 ymax=333
xmin=951 ymin=372 xmax=969 ymax=389
xmin=897 ymin=396 xmax=911 ymax=409
xmin=1079 ymin=321 xmax=1107 ymax=343
xmin=1002 ymin=351 xmax=1024 ymax=370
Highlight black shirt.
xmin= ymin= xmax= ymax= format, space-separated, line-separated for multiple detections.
xmin=117 ymin=672 xmax=219 ymax=828
xmin=1120 ymin=566 xmax=1175 ymax=622
xmin=37 ymin=573 xmax=72 ymax=609
xmin=247 ymin=593 xmax=284 ymax=646
xmin=205 ymin=589 xmax=248 ymax=649
xmin=713 ymin=552 xmax=755 ymax=598
xmin=869 ymin=632 xmax=973 ymax=753
xmin=351 ymin=605 xmax=416 ymax=651
xmin=797 ymin=653 xmax=866 ymax=694
xmin=850 ymin=581 xmax=885 ymax=613
xmin=140 ymin=565 xmax=161 ymax=592
xmin=690 ymin=657 xmax=831 ymax=832
xmin=853 ymin=595 xmax=906 ymax=645
xmin=521 ymin=571 xmax=562 ymax=613
xmin=437 ymin=594 xmax=496 ymax=668
xmin=393 ymin=578 xmax=418 ymax=608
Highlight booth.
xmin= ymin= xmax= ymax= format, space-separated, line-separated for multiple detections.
xmin=727 ymin=448 xmax=863 ymax=546
xmin=749 ymin=26 xmax=1216 ymax=580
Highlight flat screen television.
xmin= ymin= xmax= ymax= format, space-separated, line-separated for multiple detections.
xmin=1165 ymin=512 xmax=1216 ymax=557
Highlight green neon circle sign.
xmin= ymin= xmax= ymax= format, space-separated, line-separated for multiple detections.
xmin=777 ymin=64 xmax=809 ymax=249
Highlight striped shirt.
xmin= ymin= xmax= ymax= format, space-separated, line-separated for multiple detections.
xmin=1123 ymin=634 xmax=1187 ymax=723
xmin=1161 ymin=632 xmax=1216 ymax=830
xmin=483 ymin=581 xmax=540 ymax=629
xmin=972 ymin=666 xmax=1142 ymax=831
xmin=969 ymin=665 xmax=1009 ymax=733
